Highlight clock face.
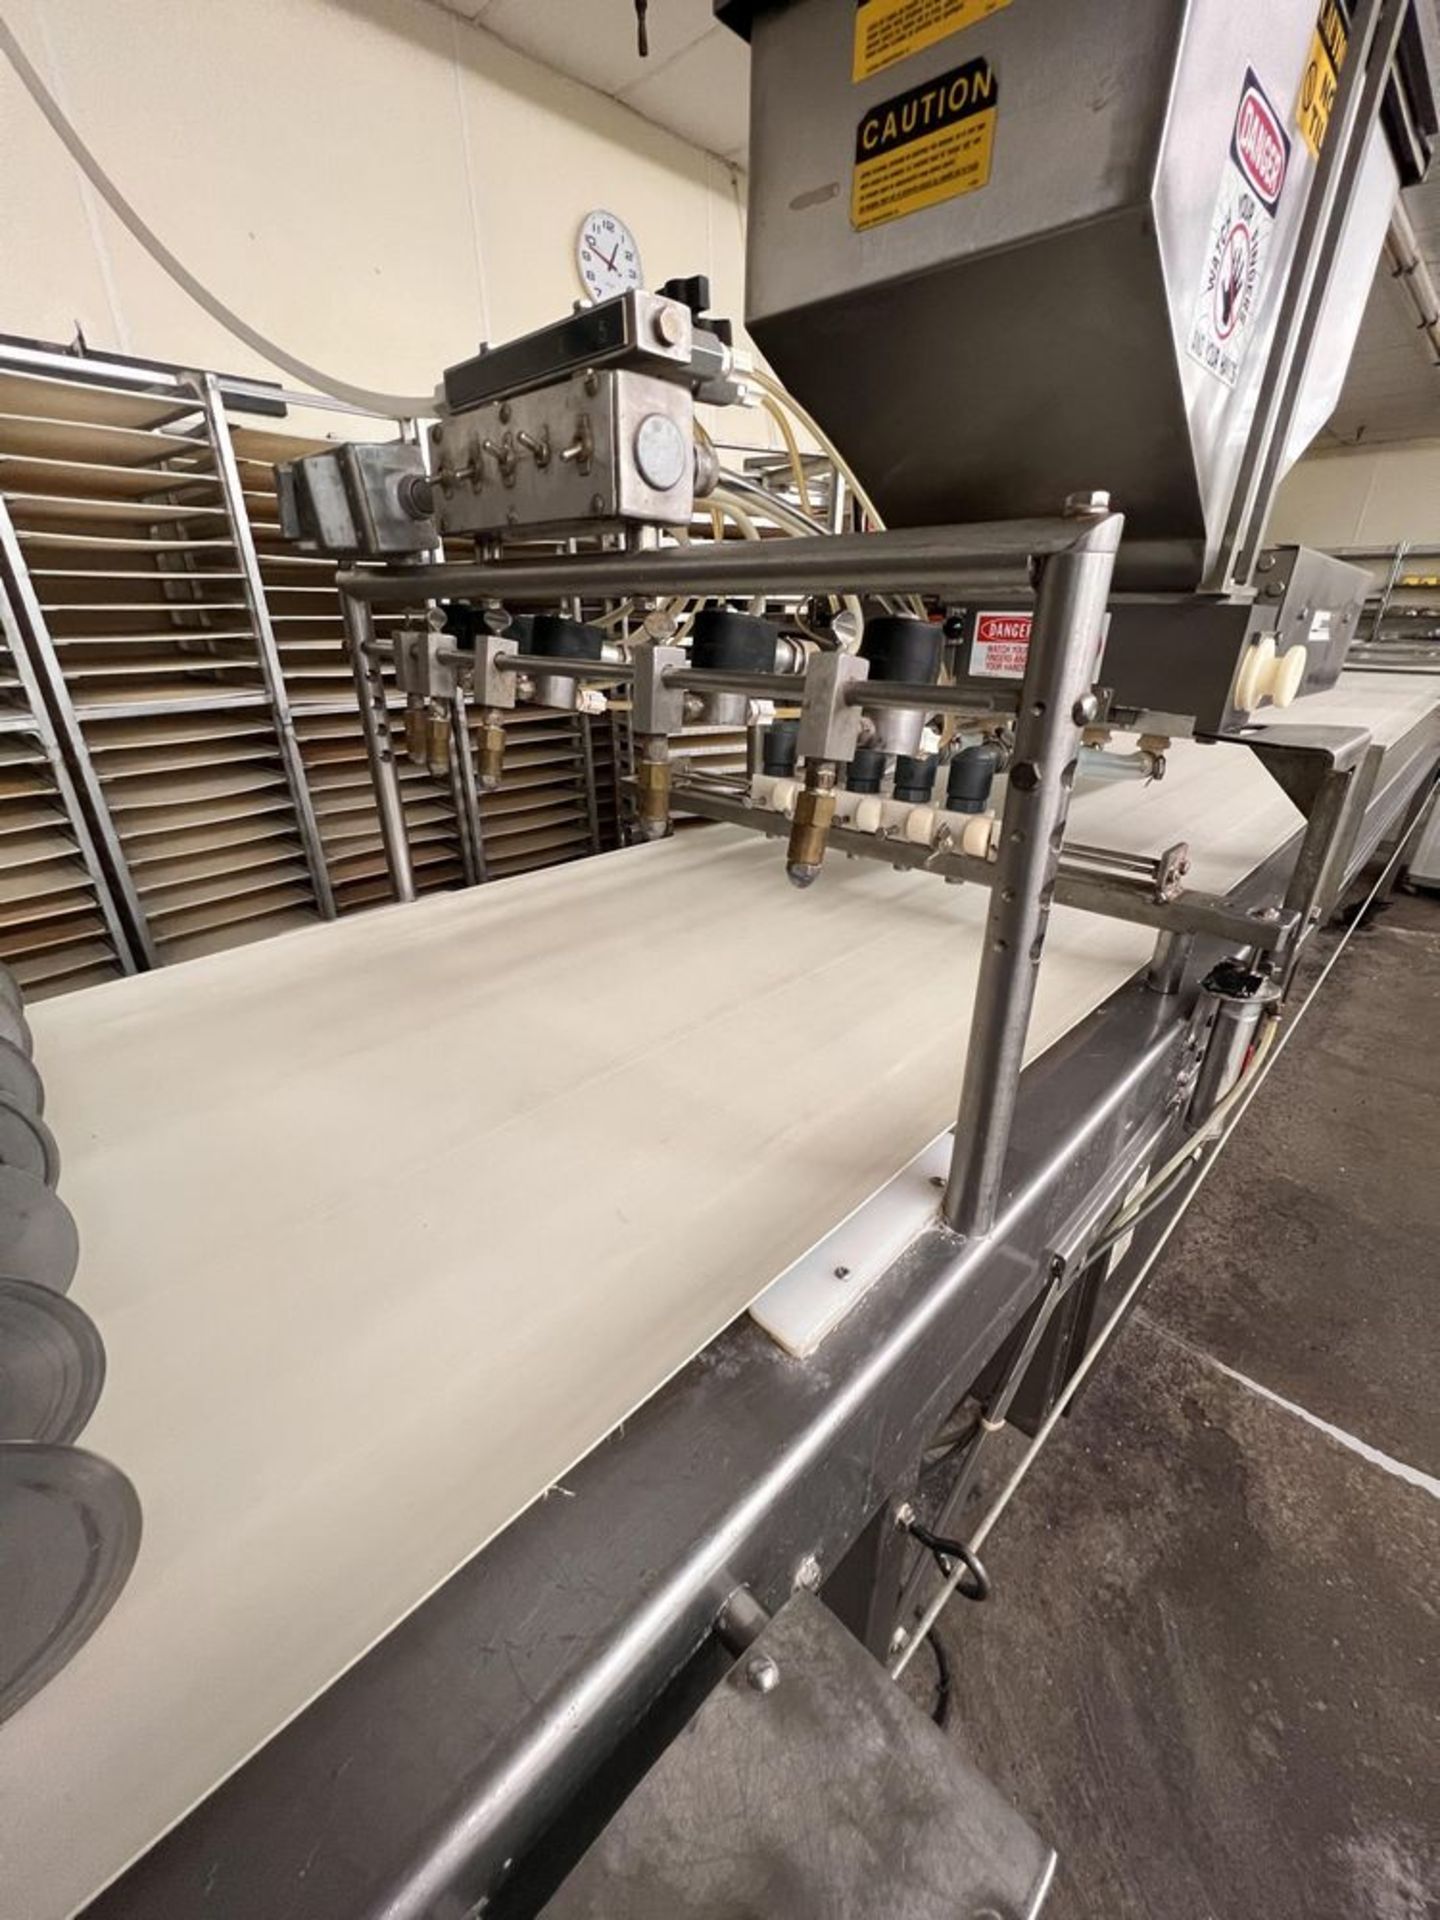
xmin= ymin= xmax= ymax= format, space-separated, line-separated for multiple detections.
xmin=577 ymin=209 xmax=643 ymax=303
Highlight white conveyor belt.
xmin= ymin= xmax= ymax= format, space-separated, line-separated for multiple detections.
xmin=4 ymin=672 xmax=1436 ymax=1917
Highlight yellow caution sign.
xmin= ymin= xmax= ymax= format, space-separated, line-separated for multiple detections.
xmin=1296 ymin=0 xmax=1348 ymax=159
xmin=852 ymin=56 xmax=998 ymax=232
xmin=853 ymin=0 xmax=1012 ymax=84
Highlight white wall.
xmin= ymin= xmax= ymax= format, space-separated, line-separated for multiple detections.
xmin=0 ymin=0 xmax=769 ymax=442
xmin=1270 ymin=440 xmax=1440 ymax=549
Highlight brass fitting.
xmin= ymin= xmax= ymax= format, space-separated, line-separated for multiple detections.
xmin=786 ymin=762 xmax=838 ymax=889
xmin=404 ymin=699 xmax=427 ymax=767
xmin=425 ymin=704 xmax=451 ymax=779
xmin=475 ymin=709 xmax=506 ymax=792
xmin=635 ymin=735 xmax=672 ymax=842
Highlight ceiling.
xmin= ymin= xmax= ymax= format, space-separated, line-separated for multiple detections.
xmin=440 ymin=0 xmax=750 ymax=168
xmin=431 ymin=0 xmax=1440 ymax=447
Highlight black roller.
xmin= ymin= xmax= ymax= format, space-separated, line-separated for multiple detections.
xmin=0 ymin=1168 xmax=79 ymax=1294
xmin=0 ymin=1040 xmax=42 ymax=1118
xmin=947 ymin=741 xmax=1003 ymax=814
xmin=529 ymin=614 xmax=604 ymax=660
xmin=0 ymin=998 xmax=32 ymax=1061
xmin=860 ymin=615 xmax=943 ymax=686
xmin=762 ymin=718 xmax=800 ymax=778
xmin=0 ymin=1443 xmax=142 ymax=1723
xmin=844 ymin=748 xmax=886 ymax=794
xmin=893 ymin=754 xmax=937 ymax=803
xmin=689 ymin=609 xmax=779 ymax=674
xmin=0 ymin=1095 xmax=59 ymax=1187
xmin=0 ymin=963 xmax=22 ymax=1018
xmin=0 ymin=1278 xmax=106 ymax=1444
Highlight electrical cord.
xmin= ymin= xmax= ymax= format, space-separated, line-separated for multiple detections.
xmin=926 ymin=1628 xmax=953 ymax=1729
xmin=906 ymin=1520 xmax=991 ymax=1602
xmin=0 ymin=11 xmax=436 ymax=417
xmin=1081 ymin=1012 xmax=1279 ymax=1261
xmin=1078 ymin=1153 xmax=1206 ymax=1271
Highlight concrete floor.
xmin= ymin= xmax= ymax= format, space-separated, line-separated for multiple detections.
xmin=929 ymin=890 xmax=1440 ymax=1920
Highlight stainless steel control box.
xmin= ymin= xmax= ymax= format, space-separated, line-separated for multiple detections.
xmin=430 ymin=367 xmax=696 ymax=539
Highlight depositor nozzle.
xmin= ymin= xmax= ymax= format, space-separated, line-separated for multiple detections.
xmin=425 ymin=704 xmax=451 ymax=779
xmin=475 ymin=709 xmax=506 ymax=792
xmin=635 ymin=734 xmax=672 ymax=842
xmin=786 ymin=761 xmax=838 ymax=889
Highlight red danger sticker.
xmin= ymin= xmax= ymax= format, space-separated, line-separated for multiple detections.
xmin=970 ymin=610 xmax=1031 ymax=679
xmin=1231 ymin=69 xmax=1290 ymax=215
xmin=1188 ymin=66 xmax=1289 ymax=389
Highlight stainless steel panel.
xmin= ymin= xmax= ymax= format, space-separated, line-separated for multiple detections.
xmin=741 ymin=0 xmax=1411 ymax=578
xmin=540 ymin=1591 xmax=1055 ymax=1920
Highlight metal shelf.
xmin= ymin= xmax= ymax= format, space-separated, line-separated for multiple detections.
xmin=0 ymin=335 xmax=745 ymax=991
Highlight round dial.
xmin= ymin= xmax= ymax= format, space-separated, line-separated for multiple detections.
xmin=576 ymin=209 xmax=643 ymax=303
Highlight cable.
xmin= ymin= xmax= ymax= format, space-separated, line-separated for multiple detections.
xmin=1083 ymin=1013 xmax=1279 ymax=1259
xmin=0 ymin=11 xmax=436 ymax=417
xmin=759 ymin=393 xmax=815 ymax=517
xmin=926 ymin=1627 xmax=953 ymax=1729
xmin=892 ymin=789 xmax=1438 ymax=1681
xmin=747 ymin=366 xmax=887 ymax=532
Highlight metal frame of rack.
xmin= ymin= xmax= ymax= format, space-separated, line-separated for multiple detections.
xmin=0 ymin=334 xmax=634 ymax=988
xmin=0 ymin=551 xmax=142 ymax=990
xmin=1339 ymin=540 xmax=1440 ymax=670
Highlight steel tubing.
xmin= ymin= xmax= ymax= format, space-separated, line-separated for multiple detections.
xmin=943 ymin=509 xmax=1124 ymax=1237
xmin=336 ymin=518 xmax=1096 ymax=608
xmin=342 ymin=594 xmax=417 ymax=904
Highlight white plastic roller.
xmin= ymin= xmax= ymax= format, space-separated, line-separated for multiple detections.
xmin=1233 ymin=634 xmax=1307 ymax=714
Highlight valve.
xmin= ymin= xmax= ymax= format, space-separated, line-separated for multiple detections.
xmin=786 ymin=762 xmax=839 ymax=888
xmin=635 ymin=734 xmax=672 ymax=841
xmin=474 ymin=709 xmax=507 ymax=792
xmin=425 ymin=705 xmax=451 ymax=779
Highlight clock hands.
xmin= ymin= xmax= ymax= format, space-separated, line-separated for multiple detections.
xmin=583 ymin=238 xmax=622 ymax=276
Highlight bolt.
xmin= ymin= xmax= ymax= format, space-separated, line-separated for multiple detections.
xmin=894 ymin=1502 xmax=916 ymax=1530
xmin=929 ymin=1174 xmax=945 ymax=1190
xmin=745 ymin=1654 xmax=780 ymax=1693
xmin=498 ymin=401 xmax=511 ymax=424
xmin=1064 ymin=488 xmax=1111 ymax=516
xmin=794 ymin=1553 xmax=822 ymax=1592
xmin=1072 ymin=692 xmax=1100 ymax=726
xmin=653 ymin=304 xmax=686 ymax=346
xmin=889 ymin=1625 xmax=910 ymax=1655
xmin=833 ymin=1264 xmax=851 ymax=1280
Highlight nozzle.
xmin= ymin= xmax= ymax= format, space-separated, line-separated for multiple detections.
xmin=404 ymin=698 xmax=427 ymax=767
xmin=425 ymin=704 xmax=451 ymax=778
xmin=635 ymin=735 xmax=672 ymax=842
xmin=786 ymin=762 xmax=838 ymax=888
xmin=475 ymin=710 xmax=506 ymax=792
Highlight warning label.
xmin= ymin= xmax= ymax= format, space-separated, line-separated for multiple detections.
xmin=852 ymin=0 xmax=1012 ymax=84
xmin=970 ymin=610 xmax=1031 ymax=679
xmin=1296 ymin=0 xmax=1347 ymax=159
xmin=1186 ymin=68 xmax=1291 ymax=390
xmin=852 ymin=56 xmax=998 ymax=232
